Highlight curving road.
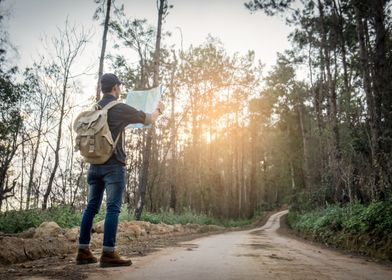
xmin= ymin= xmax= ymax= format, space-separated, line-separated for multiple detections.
xmin=90 ymin=210 xmax=392 ymax=280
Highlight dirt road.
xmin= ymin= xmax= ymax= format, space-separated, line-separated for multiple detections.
xmin=90 ymin=210 xmax=392 ymax=280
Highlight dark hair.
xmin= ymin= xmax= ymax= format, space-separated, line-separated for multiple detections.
xmin=102 ymin=84 xmax=115 ymax=94
xmin=100 ymin=73 xmax=122 ymax=94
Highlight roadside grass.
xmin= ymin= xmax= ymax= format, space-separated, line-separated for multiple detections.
xmin=287 ymin=197 xmax=392 ymax=261
xmin=287 ymin=199 xmax=392 ymax=236
xmin=0 ymin=205 xmax=264 ymax=234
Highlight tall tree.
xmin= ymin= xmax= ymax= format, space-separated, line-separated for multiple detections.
xmin=0 ymin=1 xmax=26 ymax=210
xmin=244 ymin=0 xmax=392 ymax=205
xmin=23 ymin=67 xmax=54 ymax=209
xmin=94 ymin=0 xmax=113 ymax=101
xmin=42 ymin=22 xmax=90 ymax=209
xmin=135 ymin=0 xmax=171 ymax=220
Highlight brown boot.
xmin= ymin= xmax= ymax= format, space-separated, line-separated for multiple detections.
xmin=99 ymin=251 xmax=132 ymax=268
xmin=76 ymin=248 xmax=98 ymax=265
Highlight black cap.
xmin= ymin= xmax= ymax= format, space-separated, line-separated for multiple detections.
xmin=100 ymin=73 xmax=123 ymax=93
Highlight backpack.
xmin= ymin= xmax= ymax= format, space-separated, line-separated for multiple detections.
xmin=73 ymin=100 xmax=121 ymax=164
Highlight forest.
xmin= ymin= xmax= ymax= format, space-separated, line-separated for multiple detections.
xmin=0 ymin=0 xmax=391 ymax=240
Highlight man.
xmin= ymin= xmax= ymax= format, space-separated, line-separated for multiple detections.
xmin=76 ymin=73 xmax=164 ymax=267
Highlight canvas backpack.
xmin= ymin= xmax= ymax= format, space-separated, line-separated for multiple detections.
xmin=73 ymin=100 xmax=121 ymax=164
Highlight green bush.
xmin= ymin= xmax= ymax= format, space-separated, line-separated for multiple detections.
xmin=0 ymin=206 xmax=82 ymax=234
xmin=288 ymin=198 xmax=392 ymax=236
xmin=287 ymin=197 xmax=392 ymax=261
xmin=342 ymin=203 xmax=368 ymax=233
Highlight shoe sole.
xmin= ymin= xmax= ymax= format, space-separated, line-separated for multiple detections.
xmin=99 ymin=262 xmax=132 ymax=268
xmin=76 ymin=259 xmax=98 ymax=265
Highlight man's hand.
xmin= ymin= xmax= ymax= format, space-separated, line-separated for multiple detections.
xmin=149 ymin=101 xmax=165 ymax=124
xmin=157 ymin=101 xmax=165 ymax=115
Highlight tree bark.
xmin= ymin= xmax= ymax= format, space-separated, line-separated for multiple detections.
xmin=96 ymin=0 xmax=112 ymax=101
xmin=135 ymin=0 xmax=166 ymax=220
xmin=318 ymin=0 xmax=341 ymax=157
xmin=371 ymin=0 xmax=390 ymax=195
xmin=42 ymin=74 xmax=68 ymax=210
xmin=26 ymin=112 xmax=43 ymax=210
xmin=354 ymin=6 xmax=381 ymax=199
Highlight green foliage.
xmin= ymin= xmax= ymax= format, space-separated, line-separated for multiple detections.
xmin=345 ymin=201 xmax=392 ymax=235
xmin=0 ymin=205 xmax=82 ymax=234
xmin=288 ymin=198 xmax=392 ymax=237
xmin=140 ymin=209 xmax=262 ymax=227
xmin=287 ymin=198 xmax=392 ymax=260
xmin=0 ymin=205 xmax=263 ymax=234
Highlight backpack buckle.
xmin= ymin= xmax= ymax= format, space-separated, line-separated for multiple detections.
xmin=88 ymin=136 xmax=95 ymax=153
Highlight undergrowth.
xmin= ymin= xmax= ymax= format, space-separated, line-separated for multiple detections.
xmin=0 ymin=205 xmax=263 ymax=234
xmin=288 ymin=199 xmax=392 ymax=236
xmin=287 ymin=197 xmax=392 ymax=260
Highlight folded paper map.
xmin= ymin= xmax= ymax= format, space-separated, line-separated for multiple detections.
xmin=125 ymin=86 xmax=162 ymax=128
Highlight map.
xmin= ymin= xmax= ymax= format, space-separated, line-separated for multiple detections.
xmin=125 ymin=86 xmax=162 ymax=128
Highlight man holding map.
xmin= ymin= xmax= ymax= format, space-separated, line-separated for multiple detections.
xmin=76 ymin=73 xmax=164 ymax=267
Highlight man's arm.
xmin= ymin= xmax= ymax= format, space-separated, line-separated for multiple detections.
xmin=115 ymin=101 xmax=165 ymax=126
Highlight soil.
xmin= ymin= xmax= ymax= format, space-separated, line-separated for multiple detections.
xmin=0 ymin=231 xmax=228 ymax=280
xmin=0 ymin=211 xmax=275 ymax=280
xmin=4 ymin=210 xmax=390 ymax=280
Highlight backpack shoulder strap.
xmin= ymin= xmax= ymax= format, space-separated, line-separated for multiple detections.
xmin=112 ymin=131 xmax=122 ymax=150
xmin=102 ymin=100 xmax=121 ymax=111
xmin=91 ymin=103 xmax=102 ymax=111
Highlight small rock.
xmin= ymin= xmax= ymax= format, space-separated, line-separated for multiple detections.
xmin=132 ymin=221 xmax=153 ymax=233
xmin=33 ymin=221 xmax=62 ymax=238
xmin=64 ymin=227 xmax=80 ymax=242
xmin=20 ymin=263 xmax=33 ymax=268
xmin=93 ymin=220 xmax=105 ymax=234
xmin=127 ymin=224 xmax=142 ymax=238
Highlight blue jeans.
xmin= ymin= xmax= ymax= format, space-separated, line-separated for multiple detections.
xmin=79 ymin=164 xmax=125 ymax=251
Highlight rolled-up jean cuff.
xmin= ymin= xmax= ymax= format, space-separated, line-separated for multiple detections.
xmin=144 ymin=113 xmax=152 ymax=125
xmin=103 ymin=246 xmax=115 ymax=252
xmin=78 ymin=244 xmax=90 ymax=249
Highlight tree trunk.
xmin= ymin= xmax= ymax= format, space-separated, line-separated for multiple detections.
xmin=135 ymin=0 xmax=166 ymax=220
xmin=318 ymin=0 xmax=341 ymax=157
xmin=42 ymin=76 xmax=68 ymax=210
xmin=0 ymin=121 xmax=22 ymax=210
xmin=333 ymin=0 xmax=351 ymax=123
xmin=249 ymin=113 xmax=258 ymax=216
xmin=26 ymin=114 xmax=43 ymax=210
xmin=20 ymin=140 xmax=25 ymax=211
xmin=355 ymin=6 xmax=381 ymax=200
xmin=96 ymin=0 xmax=112 ymax=101
xmin=297 ymin=101 xmax=309 ymax=190
xmin=371 ymin=0 xmax=390 ymax=195
xmin=169 ymin=52 xmax=178 ymax=212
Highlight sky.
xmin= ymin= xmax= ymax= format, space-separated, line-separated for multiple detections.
xmin=4 ymin=0 xmax=293 ymax=99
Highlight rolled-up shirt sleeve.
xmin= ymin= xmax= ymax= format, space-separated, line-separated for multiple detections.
xmin=143 ymin=113 xmax=152 ymax=125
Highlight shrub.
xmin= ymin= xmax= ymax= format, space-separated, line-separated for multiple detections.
xmin=288 ymin=198 xmax=392 ymax=237
xmin=0 ymin=205 xmax=81 ymax=234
